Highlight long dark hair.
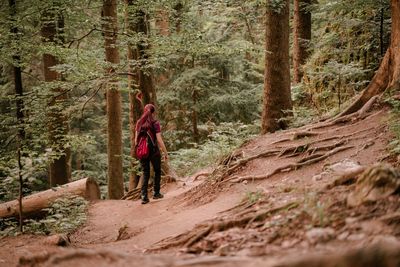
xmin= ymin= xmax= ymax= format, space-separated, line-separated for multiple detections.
xmin=135 ymin=104 xmax=156 ymax=132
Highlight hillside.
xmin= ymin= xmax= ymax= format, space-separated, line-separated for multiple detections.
xmin=1 ymin=106 xmax=400 ymax=267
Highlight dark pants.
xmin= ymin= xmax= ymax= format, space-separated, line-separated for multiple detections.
xmin=140 ymin=154 xmax=161 ymax=198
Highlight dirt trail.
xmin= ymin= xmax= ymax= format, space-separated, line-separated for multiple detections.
xmin=71 ymin=183 xmax=242 ymax=251
xmin=2 ymin=108 xmax=400 ymax=267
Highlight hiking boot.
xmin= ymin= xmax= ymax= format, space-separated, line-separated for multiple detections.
xmin=153 ymin=193 xmax=164 ymax=199
xmin=141 ymin=196 xmax=149 ymax=204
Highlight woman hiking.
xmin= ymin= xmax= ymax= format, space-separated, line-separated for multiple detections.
xmin=135 ymin=104 xmax=168 ymax=204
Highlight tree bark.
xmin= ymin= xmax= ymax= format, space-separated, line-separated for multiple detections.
xmin=293 ymin=0 xmax=312 ymax=84
xmin=0 ymin=178 xmax=100 ymax=219
xmin=125 ymin=2 xmax=158 ymax=190
xmin=9 ymin=0 xmax=25 ymax=232
xmin=156 ymin=10 xmax=169 ymax=36
xmin=261 ymin=0 xmax=292 ymax=133
xmin=192 ymin=90 xmax=199 ymax=142
xmin=41 ymin=8 xmax=71 ymax=187
xmin=125 ymin=0 xmax=143 ymax=191
xmin=174 ymin=2 xmax=184 ymax=33
xmin=102 ymin=0 xmax=124 ymax=199
xmin=136 ymin=10 xmax=157 ymax=105
xmin=155 ymin=9 xmax=170 ymax=85
xmin=339 ymin=0 xmax=400 ymax=116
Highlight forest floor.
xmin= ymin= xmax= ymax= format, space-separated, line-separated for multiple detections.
xmin=2 ymin=106 xmax=400 ymax=267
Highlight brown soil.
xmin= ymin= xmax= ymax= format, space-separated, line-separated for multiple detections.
xmin=1 ymin=108 xmax=400 ymax=267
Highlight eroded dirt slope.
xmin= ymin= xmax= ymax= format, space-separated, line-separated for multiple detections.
xmin=2 ymin=108 xmax=400 ymax=267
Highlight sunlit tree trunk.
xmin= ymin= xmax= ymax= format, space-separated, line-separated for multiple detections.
xmin=102 ymin=0 xmax=124 ymax=199
xmin=293 ymin=0 xmax=311 ymax=84
xmin=261 ymin=0 xmax=292 ymax=133
xmin=340 ymin=0 xmax=400 ymax=116
xmin=41 ymin=7 xmax=71 ymax=186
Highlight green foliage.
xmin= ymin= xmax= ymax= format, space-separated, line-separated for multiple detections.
xmin=299 ymin=0 xmax=390 ymax=113
xmin=170 ymin=121 xmax=259 ymax=177
xmin=267 ymin=0 xmax=286 ymax=14
xmin=386 ymin=97 xmax=400 ymax=155
xmin=0 ymin=195 xmax=88 ymax=236
xmin=0 ymin=0 xmax=394 ymax=203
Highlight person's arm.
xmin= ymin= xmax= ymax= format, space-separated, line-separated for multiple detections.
xmin=156 ymin=132 xmax=168 ymax=160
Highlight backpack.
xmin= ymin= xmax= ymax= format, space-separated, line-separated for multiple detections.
xmin=136 ymin=129 xmax=156 ymax=160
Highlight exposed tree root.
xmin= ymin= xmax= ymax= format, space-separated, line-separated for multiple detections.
xmin=301 ymin=101 xmax=381 ymax=132
xmin=185 ymin=225 xmax=213 ymax=247
xmin=291 ymin=131 xmax=320 ymax=140
xmin=228 ymin=146 xmax=354 ymax=183
xmin=278 ymin=140 xmax=347 ymax=158
xmin=226 ymin=125 xmax=375 ymax=180
xmin=150 ymin=202 xmax=298 ymax=251
xmin=269 ymin=131 xmax=321 ymax=146
xmin=122 ymin=187 xmax=141 ymax=200
xmin=193 ymin=172 xmax=212 ymax=181
xmin=328 ymin=95 xmax=381 ymax=125
xmin=226 ymin=149 xmax=281 ymax=174
xmin=116 ymin=225 xmax=129 ymax=241
xmin=122 ymin=183 xmax=167 ymax=201
xmin=218 ymin=198 xmax=268 ymax=216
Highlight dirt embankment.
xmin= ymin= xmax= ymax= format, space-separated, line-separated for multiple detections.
xmin=2 ymin=108 xmax=400 ymax=267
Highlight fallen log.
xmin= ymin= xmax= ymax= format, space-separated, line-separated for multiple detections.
xmin=0 ymin=177 xmax=100 ymax=219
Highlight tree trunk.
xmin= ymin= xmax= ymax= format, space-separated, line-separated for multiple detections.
xmin=192 ymin=90 xmax=199 ymax=142
xmin=0 ymin=178 xmax=100 ymax=219
xmin=102 ymin=0 xmax=124 ymax=199
xmin=125 ymin=0 xmax=143 ymax=191
xmin=293 ymin=0 xmax=312 ymax=84
xmin=174 ymin=2 xmax=184 ymax=33
xmin=136 ymin=10 xmax=157 ymax=105
xmin=155 ymin=9 xmax=170 ymax=85
xmin=156 ymin=10 xmax=169 ymax=36
xmin=41 ymin=8 xmax=71 ymax=187
xmin=125 ymin=2 xmax=158 ymax=190
xmin=261 ymin=0 xmax=292 ymax=133
xmin=9 ymin=0 xmax=25 ymax=232
xmin=339 ymin=0 xmax=400 ymax=116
